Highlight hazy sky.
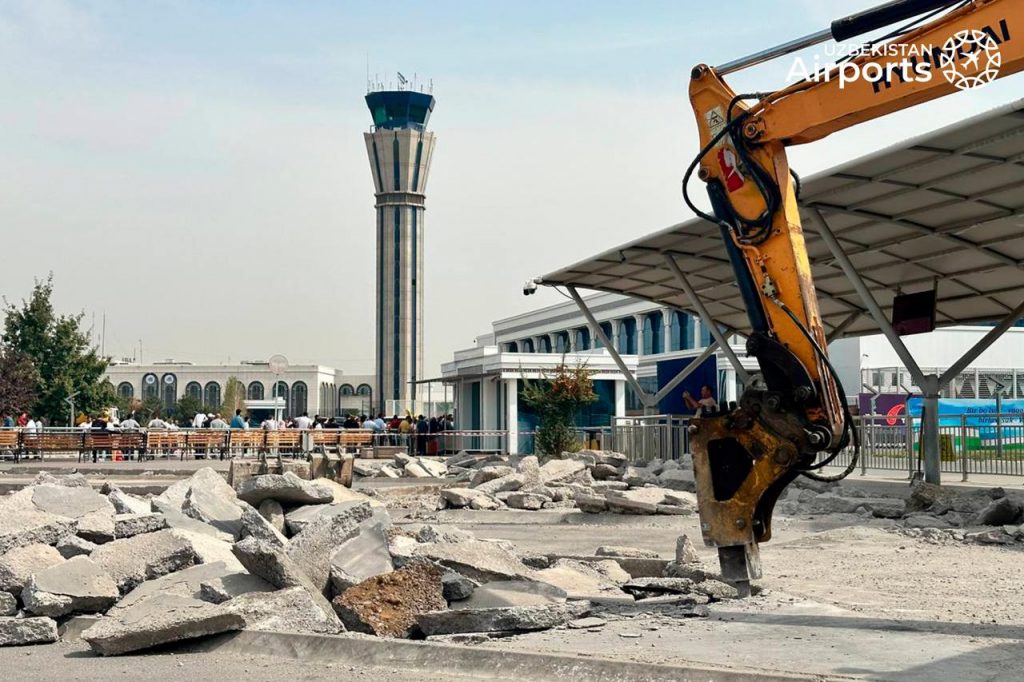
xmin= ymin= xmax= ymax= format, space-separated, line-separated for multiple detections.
xmin=1 ymin=0 xmax=1020 ymax=377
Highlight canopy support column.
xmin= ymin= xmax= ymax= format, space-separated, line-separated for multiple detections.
xmin=662 ymin=254 xmax=750 ymax=385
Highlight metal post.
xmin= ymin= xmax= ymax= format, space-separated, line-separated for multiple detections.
xmin=996 ymin=390 xmax=1004 ymax=463
xmin=809 ymin=209 xmax=928 ymax=389
xmin=920 ymin=374 xmax=941 ymax=485
xmin=566 ymin=286 xmax=654 ymax=408
xmin=860 ymin=417 xmax=868 ymax=476
xmin=960 ymin=413 xmax=969 ymax=482
xmin=662 ymin=254 xmax=750 ymax=384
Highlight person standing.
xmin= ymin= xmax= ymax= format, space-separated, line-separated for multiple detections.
xmin=230 ymin=409 xmax=247 ymax=429
xmin=683 ymin=385 xmax=718 ymax=416
xmin=415 ymin=415 xmax=429 ymax=456
xmin=294 ymin=412 xmax=313 ymax=430
xmin=192 ymin=412 xmax=207 ymax=429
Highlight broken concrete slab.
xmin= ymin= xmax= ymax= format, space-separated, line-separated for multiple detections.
xmin=286 ymin=503 xmax=374 ymax=593
xmin=417 ymin=600 xmax=591 ymax=636
xmin=238 ymin=504 xmax=287 ymax=548
xmin=412 ymin=540 xmax=537 ymax=583
xmin=171 ymin=528 xmax=245 ymax=573
xmin=974 ymin=497 xmax=1024 ymax=526
xmin=0 ymin=543 xmax=65 ymax=596
xmin=404 ymin=462 xmax=432 ymax=478
xmin=114 ymin=513 xmax=167 ymax=539
xmin=90 ymin=529 xmax=199 ymax=593
xmin=658 ymin=469 xmax=696 ymax=492
xmin=621 ymin=466 xmax=658 ymax=488
xmin=22 ymin=556 xmax=119 ymax=617
xmin=235 ymin=472 xmax=334 ymax=506
xmin=284 ymin=501 xmax=388 ymax=536
xmin=331 ymin=559 xmax=444 ymax=638
xmin=470 ymin=466 xmax=514 ymax=488
xmin=328 ymin=523 xmax=393 ymax=595
xmin=413 ymin=525 xmax=475 ymax=545
xmin=31 ymin=484 xmax=114 ymax=520
xmin=32 ymin=472 xmax=91 ymax=488
xmin=606 ymin=488 xmax=666 ymax=514
xmin=416 ymin=458 xmax=448 ymax=478
xmin=316 ymin=479 xmax=387 ymax=509
xmin=230 ymin=536 xmax=338 ymax=625
xmin=574 ymin=492 xmax=608 ymax=513
xmin=469 ymin=495 xmax=502 ymax=511
xmin=112 ymin=562 xmax=261 ymax=613
xmin=0 ymin=616 xmax=58 ymax=646
xmin=457 ymin=580 xmax=566 ymax=609
xmin=257 ymin=499 xmax=286 ymax=534
xmin=517 ymin=456 xmax=541 ymax=488
xmin=904 ymin=515 xmax=953 ymax=530
xmin=0 ymin=494 xmax=77 ymax=556
xmin=590 ymin=464 xmax=622 ymax=480
xmin=568 ymin=616 xmax=607 ymax=629
xmin=82 ymin=593 xmax=245 ymax=656
xmin=76 ymin=509 xmax=116 ymax=544
xmin=622 ymin=577 xmax=697 ymax=597
xmin=0 ymin=593 xmax=14 ymax=616
xmin=506 ymin=492 xmax=546 ymax=511
xmin=535 ymin=559 xmax=629 ymax=601
xmin=225 ymin=586 xmax=344 ymax=635
xmin=107 ymin=488 xmax=152 ymax=516
xmin=474 ymin=473 xmax=525 ymax=495
xmin=596 ymin=546 xmax=659 ymax=559
xmin=151 ymin=500 xmax=234 ymax=542
xmin=183 ymin=482 xmax=243 ymax=539
xmin=440 ymin=488 xmax=494 ymax=509
xmin=198 ymin=572 xmax=276 ymax=604
xmin=539 ymin=460 xmax=587 ymax=486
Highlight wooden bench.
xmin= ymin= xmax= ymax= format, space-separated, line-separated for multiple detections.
xmin=184 ymin=431 xmax=230 ymax=460
xmin=228 ymin=430 xmax=264 ymax=456
xmin=340 ymin=430 xmax=375 ymax=454
xmin=22 ymin=431 xmax=86 ymax=461
xmin=0 ymin=430 xmax=21 ymax=460
xmin=264 ymin=431 xmax=302 ymax=456
xmin=144 ymin=431 xmax=185 ymax=459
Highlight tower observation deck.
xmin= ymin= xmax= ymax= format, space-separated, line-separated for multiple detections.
xmin=364 ymin=88 xmax=436 ymax=413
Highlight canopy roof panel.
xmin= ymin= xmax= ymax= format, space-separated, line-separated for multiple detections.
xmin=539 ymin=99 xmax=1024 ymax=339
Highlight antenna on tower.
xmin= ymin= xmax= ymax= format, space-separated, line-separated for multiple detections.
xmin=397 ymin=71 xmax=408 ymax=90
xmin=366 ymin=54 xmax=370 ymax=93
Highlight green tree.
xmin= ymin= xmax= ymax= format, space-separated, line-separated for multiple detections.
xmin=2 ymin=276 xmax=113 ymax=424
xmin=174 ymin=394 xmax=205 ymax=424
xmin=521 ymin=363 xmax=597 ymax=455
xmin=221 ymin=376 xmax=245 ymax=419
xmin=0 ymin=349 xmax=40 ymax=417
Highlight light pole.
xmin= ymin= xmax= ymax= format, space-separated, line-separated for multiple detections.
xmin=65 ymin=392 xmax=80 ymax=428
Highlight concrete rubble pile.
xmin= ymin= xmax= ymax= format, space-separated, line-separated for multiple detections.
xmin=0 ymin=468 xmax=737 ymax=656
xmin=435 ymin=450 xmax=699 ymax=516
xmin=776 ymin=476 xmax=1024 ymax=545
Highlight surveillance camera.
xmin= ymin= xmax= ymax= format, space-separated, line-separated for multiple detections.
xmin=523 ymin=278 xmax=540 ymax=296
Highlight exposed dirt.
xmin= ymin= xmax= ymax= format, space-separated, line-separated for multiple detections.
xmin=332 ymin=559 xmax=445 ymax=638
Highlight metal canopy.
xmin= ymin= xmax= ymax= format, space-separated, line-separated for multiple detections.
xmin=539 ymin=99 xmax=1024 ymax=341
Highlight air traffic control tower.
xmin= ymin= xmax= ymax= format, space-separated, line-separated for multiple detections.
xmin=364 ymin=87 xmax=436 ymax=413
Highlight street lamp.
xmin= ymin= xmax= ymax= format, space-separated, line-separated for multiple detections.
xmin=65 ymin=392 xmax=80 ymax=428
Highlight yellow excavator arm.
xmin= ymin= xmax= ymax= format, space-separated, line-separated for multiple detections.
xmin=686 ymin=0 xmax=1024 ymax=595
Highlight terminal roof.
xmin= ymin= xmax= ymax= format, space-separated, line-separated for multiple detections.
xmin=539 ymin=99 xmax=1024 ymax=339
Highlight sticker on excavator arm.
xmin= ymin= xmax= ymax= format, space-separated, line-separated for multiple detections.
xmin=717 ymin=147 xmax=746 ymax=192
xmin=705 ymin=106 xmax=728 ymax=142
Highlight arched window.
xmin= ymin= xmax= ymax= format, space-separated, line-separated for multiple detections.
xmin=521 ymin=338 xmax=535 ymax=353
xmin=160 ymin=374 xmax=177 ymax=410
xmin=185 ymin=382 xmax=202 ymax=402
xmin=669 ymin=311 xmax=694 ymax=350
xmin=537 ymin=336 xmax=552 ymax=353
xmin=574 ymin=328 xmax=591 ymax=351
xmin=117 ymin=382 xmax=134 ymax=401
xmin=554 ymin=331 xmax=569 ymax=354
xmin=644 ymin=311 xmax=664 ymax=355
xmin=618 ymin=318 xmax=637 ymax=354
xmin=247 ymin=381 xmax=264 ymax=400
xmin=203 ymin=381 xmax=221 ymax=409
xmin=340 ymin=384 xmax=355 ymax=397
xmin=291 ymin=382 xmax=308 ymax=416
xmin=272 ymin=380 xmax=289 ymax=415
xmin=356 ymin=384 xmax=372 ymax=397
xmin=142 ymin=373 xmax=159 ymax=400
xmin=595 ymin=322 xmax=613 ymax=349
xmin=506 ymin=341 xmax=518 ymax=353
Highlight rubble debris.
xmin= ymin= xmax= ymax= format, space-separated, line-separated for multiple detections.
xmin=441 ymin=572 xmax=477 ymax=602
xmin=22 ymin=556 xmax=119 ymax=617
xmin=285 ymin=503 xmax=375 ymax=593
xmin=235 ymin=472 xmax=334 ymax=506
xmin=536 ymin=559 xmax=629 ymax=601
xmin=328 ymin=523 xmax=393 ymax=595
xmin=974 ymin=497 xmax=1024 ymax=526
xmin=456 ymin=580 xmax=566 ymax=609
xmin=114 ymin=513 xmax=167 ymax=539
xmin=82 ymin=593 xmax=245 ymax=656
xmin=182 ymin=476 xmax=244 ymax=539
xmin=412 ymin=540 xmax=538 ymax=583
xmin=0 ymin=490 xmax=78 ymax=555
xmin=0 ymin=617 xmax=58 ymax=646
xmin=257 ymin=499 xmax=286 ymax=534
xmin=675 ymin=535 xmax=701 ymax=565
xmin=568 ymin=616 xmax=606 ymax=629
xmin=0 ymin=543 xmax=65 ymax=596
xmin=31 ymin=472 xmax=90 ymax=488
xmin=224 ymin=586 xmax=343 ymax=635
xmin=596 ymin=546 xmax=660 ymax=559
xmin=0 ymin=593 xmax=15 ymax=616
xmin=107 ymin=488 xmax=152 ymax=516
xmin=284 ymin=499 xmax=386 ymax=536
xmin=331 ymin=559 xmax=445 ymax=637
xmin=416 ymin=600 xmax=591 ymax=636
xmin=238 ymin=504 xmax=287 ymax=548
xmin=90 ymin=529 xmax=199 ymax=593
